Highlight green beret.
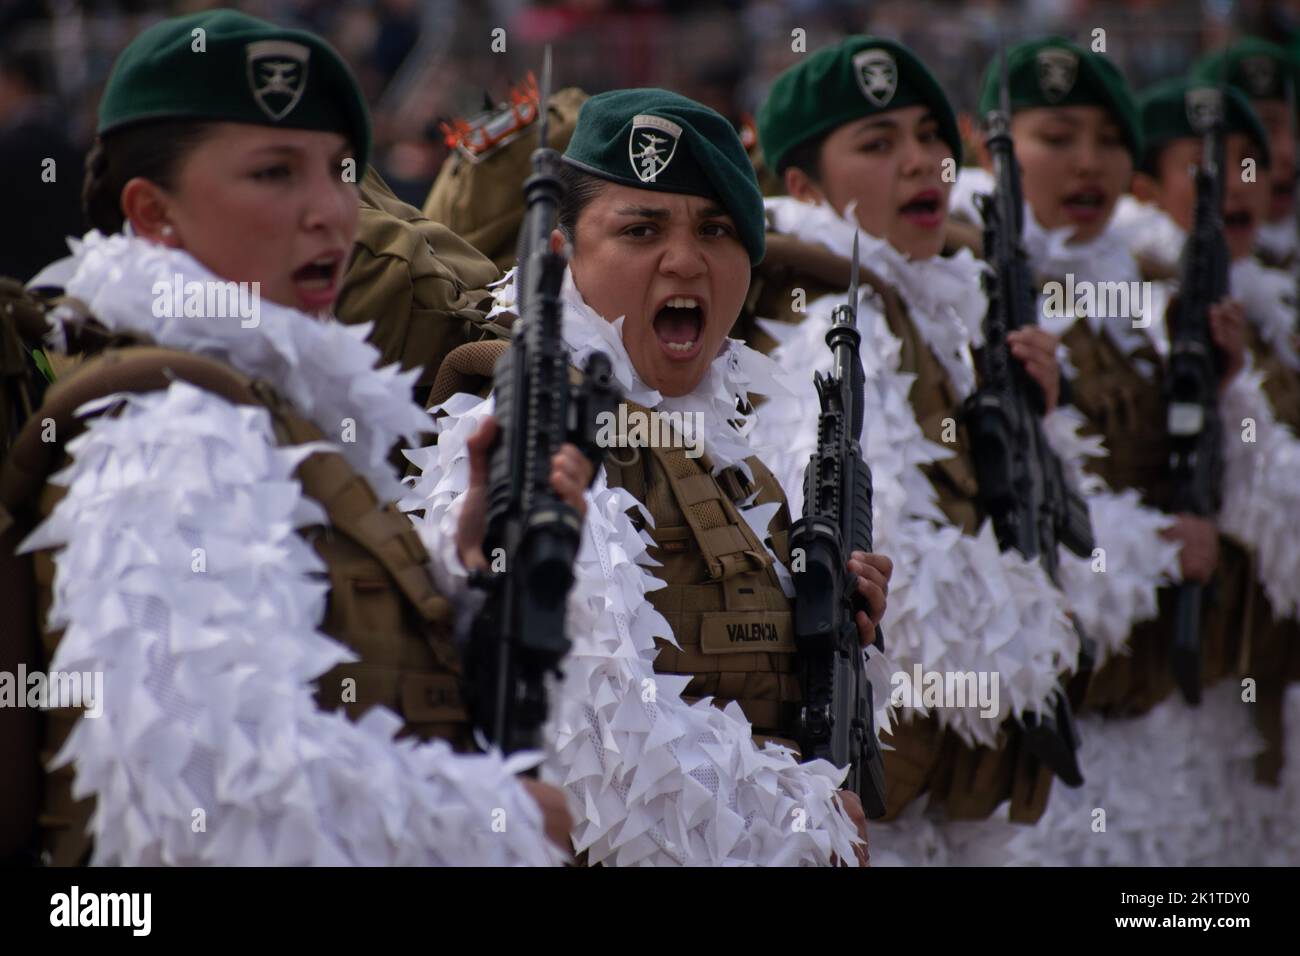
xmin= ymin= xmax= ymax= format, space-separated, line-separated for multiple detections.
xmin=1138 ymin=78 xmax=1271 ymax=170
xmin=756 ymin=36 xmax=962 ymax=176
xmin=563 ymin=88 xmax=765 ymax=264
xmin=978 ymin=37 xmax=1142 ymax=160
xmin=98 ymin=10 xmax=370 ymax=171
xmin=1192 ymin=38 xmax=1298 ymax=102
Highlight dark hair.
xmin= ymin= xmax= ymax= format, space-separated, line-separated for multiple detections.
xmin=82 ymin=121 xmax=218 ymax=234
xmin=775 ymin=129 xmax=831 ymax=184
xmin=556 ymin=161 xmax=610 ymax=245
xmin=1136 ymin=144 xmax=1164 ymax=179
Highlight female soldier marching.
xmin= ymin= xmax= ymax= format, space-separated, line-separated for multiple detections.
xmin=405 ymin=88 xmax=894 ymax=865
xmin=952 ymin=37 xmax=1300 ymax=865
xmin=743 ymin=36 xmax=1163 ymax=866
xmin=0 ymin=10 xmax=581 ymax=865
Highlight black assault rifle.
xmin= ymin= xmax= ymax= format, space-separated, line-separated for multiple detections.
xmin=790 ymin=234 xmax=888 ymax=819
xmin=964 ymin=50 xmax=1096 ymax=786
xmin=1165 ymin=83 xmax=1230 ymax=705
xmin=465 ymin=49 xmax=619 ymax=754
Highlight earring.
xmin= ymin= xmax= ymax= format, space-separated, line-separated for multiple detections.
xmin=161 ymin=224 xmax=175 ymax=238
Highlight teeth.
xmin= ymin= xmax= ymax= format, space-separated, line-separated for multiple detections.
xmin=665 ymin=340 xmax=696 ymax=352
xmin=666 ymin=296 xmax=698 ymax=309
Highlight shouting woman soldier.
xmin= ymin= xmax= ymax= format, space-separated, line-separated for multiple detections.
xmin=406 ymin=88 xmax=894 ymax=865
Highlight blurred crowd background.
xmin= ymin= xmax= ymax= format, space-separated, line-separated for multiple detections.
xmin=4 ymin=0 xmax=1300 ymax=280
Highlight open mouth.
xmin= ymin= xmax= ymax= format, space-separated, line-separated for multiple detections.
xmin=653 ymin=295 xmax=705 ymax=360
xmin=898 ymin=190 xmax=943 ymax=227
xmin=291 ymin=252 xmax=343 ymax=310
xmin=1062 ymin=188 xmax=1107 ymax=222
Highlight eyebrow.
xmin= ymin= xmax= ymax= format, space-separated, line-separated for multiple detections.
xmin=614 ymin=203 xmax=731 ymax=220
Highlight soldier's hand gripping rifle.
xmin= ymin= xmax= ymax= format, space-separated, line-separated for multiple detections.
xmin=790 ymin=235 xmax=888 ymax=819
xmin=465 ymin=49 xmax=619 ymax=755
xmin=1165 ymin=84 xmax=1229 ymax=706
xmin=963 ymin=49 xmax=1096 ymax=786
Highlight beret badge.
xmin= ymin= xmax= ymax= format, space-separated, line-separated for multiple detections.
xmin=1184 ymin=87 xmax=1224 ymax=134
xmin=853 ymin=48 xmax=898 ymax=107
xmin=628 ymin=113 xmax=682 ymax=183
xmin=246 ymin=40 xmax=311 ymax=122
xmin=1036 ymin=48 xmax=1078 ymax=103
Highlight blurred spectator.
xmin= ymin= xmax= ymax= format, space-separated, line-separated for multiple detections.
xmin=0 ymin=0 xmax=1292 ymax=227
xmin=0 ymin=43 xmax=83 ymax=281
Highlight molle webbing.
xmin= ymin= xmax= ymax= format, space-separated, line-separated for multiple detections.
xmin=604 ymin=405 xmax=800 ymax=743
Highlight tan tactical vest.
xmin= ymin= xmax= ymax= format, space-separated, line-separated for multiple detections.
xmin=427 ymin=339 xmax=803 ymax=746
xmin=1060 ymin=319 xmax=1252 ymax=716
xmin=1 ymin=340 xmax=468 ymax=866
xmin=602 ymin=413 xmax=802 ymax=746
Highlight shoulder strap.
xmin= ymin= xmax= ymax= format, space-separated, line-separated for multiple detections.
xmin=615 ymin=399 xmax=774 ymax=579
xmin=760 ymin=231 xmax=903 ymax=318
xmin=246 ymin=379 xmax=449 ymax=624
xmin=0 ymin=346 xmax=261 ymax=531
